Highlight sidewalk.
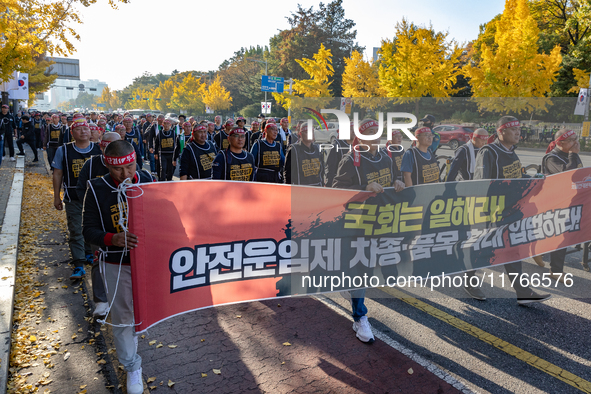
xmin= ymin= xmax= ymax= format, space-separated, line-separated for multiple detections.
xmin=3 ymin=147 xmax=467 ymax=393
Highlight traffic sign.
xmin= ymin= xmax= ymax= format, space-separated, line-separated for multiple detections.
xmin=261 ymin=76 xmax=284 ymax=93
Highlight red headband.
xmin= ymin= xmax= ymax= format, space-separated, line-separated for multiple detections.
xmin=359 ymin=120 xmax=379 ymax=133
xmin=546 ymin=130 xmax=576 ymax=153
xmin=183 ymin=122 xmax=192 ymax=127
xmin=474 ymin=133 xmax=489 ymax=140
xmin=498 ymin=120 xmax=520 ymax=131
xmin=391 ymin=129 xmax=401 ymax=136
xmin=193 ymin=125 xmax=206 ymax=133
xmin=99 ymin=139 xmax=112 ymax=149
xmin=228 ymin=128 xmax=245 ymax=137
xmin=104 ymin=151 xmax=136 ymax=165
xmin=415 ymin=127 xmax=432 ymax=135
xmin=71 ymin=120 xmax=89 ymax=129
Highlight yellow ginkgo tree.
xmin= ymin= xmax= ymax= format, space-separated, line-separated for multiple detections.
xmin=378 ymin=19 xmax=463 ymax=101
xmin=464 ymin=0 xmax=562 ymax=113
xmin=274 ymin=43 xmax=334 ymax=112
xmin=342 ymin=50 xmax=389 ymax=110
xmin=201 ymin=75 xmax=232 ymax=112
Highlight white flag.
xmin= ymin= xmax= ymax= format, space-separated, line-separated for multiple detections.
xmin=574 ymin=88 xmax=589 ymax=116
xmin=7 ymin=72 xmax=29 ymax=100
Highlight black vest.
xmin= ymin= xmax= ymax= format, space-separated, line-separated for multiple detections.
xmin=214 ymin=130 xmax=230 ymax=152
xmin=381 ymin=146 xmax=404 ymax=182
xmin=62 ymin=142 xmax=101 ymax=202
xmin=125 ymin=128 xmax=142 ymax=146
xmin=253 ymin=139 xmax=283 ymax=183
xmin=47 ymin=123 xmax=66 ymax=147
xmin=218 ymin=150 xmax=255 ymax=181
xmin=409 ymin=147 xmax=439 ymax=185
xmin=86 ymin=171 xmax=154 ymax=263
xmin=183 ymin=141 xmax=217 ymax=179
xmin=288 ymin=141 xmax=323 ymax=186
xmin=157 ymin=128 xmax=176 ymax=153
xmin=355 ymin=150 xmax=393 ymax=188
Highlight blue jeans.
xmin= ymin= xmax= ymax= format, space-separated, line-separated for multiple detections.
xmin=0 ymin=139 xmax=4 ymax=166
xmin=149 ymin=152 xmax=155 ymax=172
xmin=350 ymin=289 xmax=367 ymax=322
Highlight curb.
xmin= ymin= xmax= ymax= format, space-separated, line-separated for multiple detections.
xmin=0 ymin=157 xmax=25 ymax=393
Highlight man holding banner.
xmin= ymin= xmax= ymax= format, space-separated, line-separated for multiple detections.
xmin=332 ymin=119 xmax=405 ymax=343
xmin=542 ymin=128 xmax=583 ymax=282
xmin=467 ymin=116 xmax=552 ymax=304
xmin=82 ymin=140 xmax=154 ymax=394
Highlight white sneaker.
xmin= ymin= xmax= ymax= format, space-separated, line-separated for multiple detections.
xmin=10 ymin=157 xmax=15 ymax=161
xmin=93 ymin=302 xmax=109 ymax=317
xmin=352 ymin=316 xmax=375 ymax=343
xmin=127 ymin=368 xmax=144 ymax=394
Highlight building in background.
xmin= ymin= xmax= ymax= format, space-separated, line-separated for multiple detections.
xmin=33 ymin=57 xmax=107 ymax=111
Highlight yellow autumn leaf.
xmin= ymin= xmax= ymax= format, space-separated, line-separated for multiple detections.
xmin=168 ymin=345 xmax=177 ymax=349
xmin=168 ymin=379 xmax=175 ymax=387
xmin=149 ymin=340 xmax=157 ymax=346
xmin=201 ymin=373 xmax=207 ymax=378
xmin=97 ymin=359 xmax=106 ymax=365
xmin=407 ymin=368 xmax=414 ymax=375
xmin=213 ymin=369 xmax=221 ymax=375
xmin=282 ymin=342 xmax=291 ymax=346
xmin=147 ymin=377 xmax=156 ymax=383
xmin=149 ymin=386 xmax=157 ymax=390
xmin=79 ymin=385 xmax=87 ymax=389
xmin=156 ymin=343 xmax=163 ymax=348
xmin=29 ymin=335 xmax=37 ymax=342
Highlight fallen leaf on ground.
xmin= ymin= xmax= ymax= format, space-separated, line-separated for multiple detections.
xmin=168 ymin=345 xmax=177 ymax=349
xmin=213 ymin=369 xmax=221 ymax=375
xmin=407 ymin=368 xmax=414 ymax=375
xmin=201 ymin=373 xmax=207 ymax=378
xmin=168 ymin=380 xmax=175 ymax=387
xmin=147 ymin=377 xmax=156 ymax=383
xmin=148 ymin=340 xmax=157 ymax=346
xmin=282 ymin=342 xmax=291 ymax=346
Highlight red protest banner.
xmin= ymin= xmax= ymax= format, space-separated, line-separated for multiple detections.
xmin=128 ymin=169 xmax=591 ymax=333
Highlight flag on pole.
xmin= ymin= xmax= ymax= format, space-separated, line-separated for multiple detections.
xmin=7 ymin=72 xmax=29 ymax=100
xmin=574 ymin=88 xmax=589 ymax=116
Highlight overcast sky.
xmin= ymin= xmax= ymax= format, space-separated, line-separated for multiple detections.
xmin=69 ymin=0 xmax=505 ymax=90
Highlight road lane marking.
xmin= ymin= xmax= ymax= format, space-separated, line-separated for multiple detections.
xmin=380 ymin=287 xmax=591 ymax=393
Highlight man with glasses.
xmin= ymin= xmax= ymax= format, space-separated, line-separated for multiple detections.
xmin=212 ymin=127 xmax=255 ymax=181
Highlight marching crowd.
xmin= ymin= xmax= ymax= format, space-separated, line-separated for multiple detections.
xmin=0 ymin=104 xmax=585 ymax=393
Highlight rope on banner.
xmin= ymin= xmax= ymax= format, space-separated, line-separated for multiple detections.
xmin=96 ymin=178 xmax=145 ymax=328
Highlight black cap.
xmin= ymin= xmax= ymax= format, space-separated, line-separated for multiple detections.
xmin=21 ymin=115 xmax=30 ymax=121
xmin=258 ymin=114 xmax=265 ymax=118
xmin=420 ymin=114 xmax=436 ymax=124
xmin=66 ymin=116 xmax=73 ymax=121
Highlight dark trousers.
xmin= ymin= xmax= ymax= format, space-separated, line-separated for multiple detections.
xmin=550 ymin=248 xmax=567 ymax=274
xmin=4 ymin=130 xmax=14 ymax=157
xmin=90 ymin=245 xmax=107 ymax=303
xmin=466 ymin=262 xmax=529 ymax=297
xmin=35 ymin=129 xmax=42 ymax=149
xmin=16 ymin=137 xmax=38 ymax=160
xmin=47 ymin=147 xmax=57 ymax=167
xmin=159 ymin=153 xmax=174 ymax=181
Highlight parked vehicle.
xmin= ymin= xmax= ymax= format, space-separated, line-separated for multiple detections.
xmin=313 ymin=121 xmax=339 ymax=143
xmin=432 ymin=124 xmax=474 ymax=150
